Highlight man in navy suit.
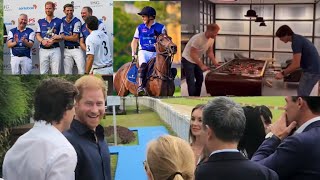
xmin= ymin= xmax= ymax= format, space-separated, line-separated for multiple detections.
xmin=252 ymin=96 xmax=320 ymax=180
xmin=195 ymin=97 xmax=278 ymax=180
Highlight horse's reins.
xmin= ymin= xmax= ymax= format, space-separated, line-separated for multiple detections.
xmin=151 ymin=35 xmax=175 ymax=81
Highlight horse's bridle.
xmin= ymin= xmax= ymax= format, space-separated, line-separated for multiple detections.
xmin=151 ymin=34 xmax=176 ymax=81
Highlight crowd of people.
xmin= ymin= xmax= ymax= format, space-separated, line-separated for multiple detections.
xmin=2 ymin=79 xmax=319 ymax=180
xmin=5 ymin=1 xmax=112 ymax=75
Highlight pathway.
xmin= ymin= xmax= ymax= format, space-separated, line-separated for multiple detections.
xmin=109 ymin=126 xmax=168 ymax=180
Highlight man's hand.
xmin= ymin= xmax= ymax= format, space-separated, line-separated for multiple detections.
xmin=21 ymin=36 xmax=28 ymax=44
xmin=132 ymin=55 xmax=138 ymax=62
xmin=200 ymin=64 xmax=210 ymax=72
xmin=52 ymin=34 xmax=63 ymax=40
xmin=14 ymin=34 xmax=19 ymax=43
xmin=275 ymin=72 xmax=284 ymax=80
xmin=270 ymin=112 xmax=297 ymax=140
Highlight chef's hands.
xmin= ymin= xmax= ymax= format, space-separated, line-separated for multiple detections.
xmin=200 ymin=64 xmax=210 ymax=72
xmin=275 ymin=72 xmax=284 ymax=79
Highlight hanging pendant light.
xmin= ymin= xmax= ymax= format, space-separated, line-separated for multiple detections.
xmin=259 ymin=0 xmax=266 ymax=26
xmin=245 ymin=0 xmax=257 ymax=18
xmin=255 ymin=17 xmax=264 ymax=22
xmin=260 ymin=21 xmax=266 ymax=26
xmin=255 ymin=0 xmax=264 ymax=22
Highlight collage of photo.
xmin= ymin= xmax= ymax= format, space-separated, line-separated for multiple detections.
xmin=0 ymin=0 xmax=320 ymax=180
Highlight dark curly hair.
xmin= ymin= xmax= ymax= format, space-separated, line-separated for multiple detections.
xmin=33 ymin=78 xmax=78 ymax=124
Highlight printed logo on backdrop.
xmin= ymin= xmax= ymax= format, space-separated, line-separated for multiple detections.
xmin=5 ymin=20 xmax=15 ymax=26
xmin=2 ymin=63 xmax=11 ymax=71
xmin=4 ymin=4 xmax=12 ymax=11
xmin=18 ymin=4 xmax=37 ymax=10
xmin=28 ymin=18 xmax=36 ymax=26
xmin=3 ymin=51 xmax=11 ymax=56
xmin=90 ymin=1 xmax=103 ymax=8
xmin=70 ymin=1 xmax=81 ymax=9
xmin=32 ymin=64 xmax=40 ymax=70
xmin=32 ymin=48 xmax=37 ymax=56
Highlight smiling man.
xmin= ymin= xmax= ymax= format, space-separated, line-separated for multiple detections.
xmin=131 ymin=6 xmax=167 ymax=96
xmin=59 ymin=3 xmax=84 ymax=74
xmin=7 ymin=14 xmax=35 ymax=74
xmin=79 ymin=6 xmax=107 ymax=51
xmin=36 ymin=1 xmax=63 ymax=74
xmin=275 ymin=25 xmax=320 ymax=96
xmin=63 ymin=75 xmax=111 ymax=180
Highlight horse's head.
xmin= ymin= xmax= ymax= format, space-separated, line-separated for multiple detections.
xmin=154 ymin=31 xmax=177 ymax=56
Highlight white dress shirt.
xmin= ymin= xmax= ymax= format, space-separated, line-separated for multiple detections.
xmin=3 ymin=121 xmax=77 ymax=180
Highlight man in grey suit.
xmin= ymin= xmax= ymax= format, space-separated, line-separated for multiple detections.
xmin=252 ymin=96 xmax=320 ymax=180
xmin=195 ymin=97 xmax=278 ymax=180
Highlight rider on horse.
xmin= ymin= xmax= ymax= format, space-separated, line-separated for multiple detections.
xmin=131 ymin=6 xmax=167 ymax=96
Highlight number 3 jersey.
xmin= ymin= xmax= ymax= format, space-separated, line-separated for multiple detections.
xmin=86 ymin=30 xmax=112 ymax=67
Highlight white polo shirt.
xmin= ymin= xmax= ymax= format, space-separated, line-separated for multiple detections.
xmin=182 ymin=32 xmax=215 ymax=64
xmin=85 ymin=30 xmax=112 ymax=68
xmin=3 ymin=121 xmax=77 ymax=180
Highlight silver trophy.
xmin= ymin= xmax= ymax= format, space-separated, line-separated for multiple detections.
xmin=44 ymin=25 xmax=55 ymax=40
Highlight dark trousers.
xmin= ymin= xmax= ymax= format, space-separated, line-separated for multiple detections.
xmin=298 ymin=72 xmax=320 ymax=96
xmin=182 ymin=57 xmax=203 ymax=96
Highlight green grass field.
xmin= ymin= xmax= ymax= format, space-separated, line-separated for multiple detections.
xmin=161 ymin=97 xmax=286 ymax=122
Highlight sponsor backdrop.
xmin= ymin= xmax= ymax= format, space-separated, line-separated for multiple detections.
xmin=3 ymin=0 xmax=113 ymax=74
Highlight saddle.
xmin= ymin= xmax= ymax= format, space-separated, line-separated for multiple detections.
xmin=126 ymin=58 xmax=155 ymax=84
xmin=126 ymin=57 xmax=177 ymax=83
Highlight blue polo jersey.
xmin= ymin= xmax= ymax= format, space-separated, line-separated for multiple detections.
xmin=62 ymin=16 xmax=81 ymax=47
xmin=9 ymin=27 xmax=34 ymax=58
xmin=81 ymin=20 xmax=105 ymax=42
xmin=133 ymin=22 xmax=165 ymax=52
xmin=292 ymin=34 xmax=320 ymax=73
xmin=36 ymin=17 xmax=63 ymax=48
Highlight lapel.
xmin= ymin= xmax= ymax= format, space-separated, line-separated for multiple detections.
xmin=303 ymin=120 xmax=320 ymax=132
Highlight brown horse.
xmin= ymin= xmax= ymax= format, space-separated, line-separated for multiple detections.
xmin=114 ymin=33 xmax=177 ymax=96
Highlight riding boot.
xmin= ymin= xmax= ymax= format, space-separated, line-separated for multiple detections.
xmin=137 ymin=63 xmax=147 ymax=96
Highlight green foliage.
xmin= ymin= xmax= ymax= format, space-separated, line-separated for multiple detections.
xmin=0 ymin=128 xmax=10 ymax=177
xmin=0 ymin=76 xmax=30 ymax=130
xmin=110 ymin=154 xmax=118 ymax=180
xmin=113 ymin=5 xmax=138 ymax=71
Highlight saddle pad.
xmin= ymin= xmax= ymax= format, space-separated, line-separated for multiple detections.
xmin=126 ymin=65 xmax=138 ymax=84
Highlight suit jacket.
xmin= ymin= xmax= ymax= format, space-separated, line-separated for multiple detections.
xmin=252 ymin=120 xmax=320 ymax=180
xmin=195 ymin=152 xmax=278 ymax=180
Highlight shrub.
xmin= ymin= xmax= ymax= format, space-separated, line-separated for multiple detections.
xmin=0 ymin=128 xmax=11 ymax=177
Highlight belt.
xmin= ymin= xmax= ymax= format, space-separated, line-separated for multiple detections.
xmin=93 ymin=64 xmax=112 ymax=70
xmin=42 ymin=46 xmax=58 ymax=49
xmin=17 ymin=55 xmax=27 ymax=57
xmin=65 ymin=46 xmax=79 ymax=49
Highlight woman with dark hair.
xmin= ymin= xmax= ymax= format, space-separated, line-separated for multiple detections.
xmin=189 ymin=104 xmax=207 ymax=164
xmin=238 ymin=105 xmax=273 ymax=159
